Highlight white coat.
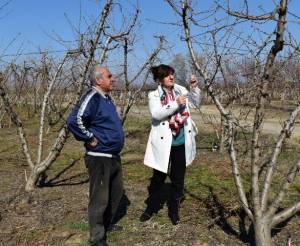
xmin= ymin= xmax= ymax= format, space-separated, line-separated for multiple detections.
xmin=143 ymin=84 xmax=199 ymax=173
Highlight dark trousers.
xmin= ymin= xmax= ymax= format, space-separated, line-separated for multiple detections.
xmin=85 ymin=155 xmax=123 ymax=245
xmin=146 ymin=144 xmax=186 ymax=211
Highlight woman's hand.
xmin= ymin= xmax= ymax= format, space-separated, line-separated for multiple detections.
xmin=176 ymin=96 xmax=186 ymax=106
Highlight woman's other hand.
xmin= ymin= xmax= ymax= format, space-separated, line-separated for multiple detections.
xmin=176 ymin=96 xmax=186 ymax=106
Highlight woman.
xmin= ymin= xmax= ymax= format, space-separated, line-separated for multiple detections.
xmin=140 ymin=64 xmax=200 ymax=225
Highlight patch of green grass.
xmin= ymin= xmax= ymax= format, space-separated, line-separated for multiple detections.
xmin=196 ymin=131 xmax=217 ymax=148
xmin=123 ymin=114 xmax=151 ymax=132
xmin=123 ymin=161 xmax=151 ymax=183
xmin=235 ymin=130 xmax=252 ymax=141
xmin=185 ymin=163 xmax=237 ymax=204
xmin=66 ymin=220 xmax=89 ymax=232
xmin=277 ymin=146 xmax=300 ymax=163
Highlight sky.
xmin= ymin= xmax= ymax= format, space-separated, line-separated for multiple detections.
xmin=1 ymin=0 xmax=300 ymax=67
xmin=0 ymin=0 xmax=185 ymax=62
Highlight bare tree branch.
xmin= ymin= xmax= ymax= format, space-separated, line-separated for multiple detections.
xmin=250 ymin=0 xmax=287 ymax=218
xmin=261 ymin=103 xmax=300 ymax=211
xmin=267 ymin=159 xmax=300 ymax=221
xmin=0 ymin=73 xmax=35 ymax=169
xmin=37 ymin=52 xmax=70 ymax=164
xmin=271 ymin=197 xmax=300 ymax=227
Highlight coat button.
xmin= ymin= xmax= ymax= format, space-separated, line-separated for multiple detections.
xmin=189 ymin=130 xmax=191 ymax=133
xmin=161 ymin=137 xmax=163 ymax=139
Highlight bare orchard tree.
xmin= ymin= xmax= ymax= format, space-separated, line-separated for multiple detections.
xmin=166 ymin=0 xmax=300 ymax=245
xmin=0 ymin=0 xmax=140 ymax=191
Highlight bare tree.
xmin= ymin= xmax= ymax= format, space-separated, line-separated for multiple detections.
xmin=0 ymin=0 xmax=141 ymax=191
xmin=166 ymin=0 xmax=300 ymax=245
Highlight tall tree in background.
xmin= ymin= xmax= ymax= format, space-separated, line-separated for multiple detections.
xmin=166 ymin=0 xmax=300 ymax=245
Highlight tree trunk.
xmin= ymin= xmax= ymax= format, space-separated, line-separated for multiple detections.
xmin=254 ymin=220 xmax=272 ymax=246
xmin=25 ymin=169 xmax=39 ymax=191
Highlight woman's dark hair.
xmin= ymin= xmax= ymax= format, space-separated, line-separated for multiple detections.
xmin=151 ymin=64 xmax=175 ymax=82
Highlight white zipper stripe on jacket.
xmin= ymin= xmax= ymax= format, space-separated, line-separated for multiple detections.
xmin=76 ymin=90 xmax=97 ymax=139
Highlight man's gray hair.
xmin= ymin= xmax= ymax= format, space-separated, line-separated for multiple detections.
xmin=89 ymin=65 xmax=103 ymax=85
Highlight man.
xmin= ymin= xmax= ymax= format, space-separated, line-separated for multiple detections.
xmin=67 ymin=66 xmax=124 ymax=246
xmin=188 ymin=74 xmax=201 ymax=109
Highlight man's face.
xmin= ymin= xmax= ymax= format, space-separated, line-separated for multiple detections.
xmin=95 ymin=68 xmax=114 ymax=93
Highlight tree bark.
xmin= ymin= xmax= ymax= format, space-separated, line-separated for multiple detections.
xmin=254 ymin=220 xmax=272 ymax=246
xmin=25 ymin=168 xmax=39 ymax=191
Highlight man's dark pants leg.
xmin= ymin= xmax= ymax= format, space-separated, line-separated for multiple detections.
xmin=85 ymin=155 xmax=123 ymax=245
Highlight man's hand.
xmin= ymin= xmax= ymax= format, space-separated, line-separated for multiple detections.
xmin=88 ymin=137 xmax=98 ymax=147
xmin=176 ymin=96 xmax=186 ymax=106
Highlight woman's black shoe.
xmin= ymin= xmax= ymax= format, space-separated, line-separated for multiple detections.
xmin=168 ymin=199 xmax=180 ymax=225
xmin=139 ymin=211 xmax=152 ymax=222
xmin=169 ymin=213 xmax=180 ymax=225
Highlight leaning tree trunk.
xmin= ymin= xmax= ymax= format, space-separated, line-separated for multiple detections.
xmin=24 ymin=125 xmax=69 ymax=191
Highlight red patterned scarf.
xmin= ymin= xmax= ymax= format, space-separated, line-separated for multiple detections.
xmin=161 ymin=88 xmax=189 ymax=136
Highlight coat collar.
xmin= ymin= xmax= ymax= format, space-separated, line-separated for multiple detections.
xmin=92 ymin=86 xmax=108 ymax=98
xmin=157 ymin=84 xmax=182 ymax=97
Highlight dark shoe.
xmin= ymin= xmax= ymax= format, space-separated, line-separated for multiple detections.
xmin=107 ymin=224 xmax=123 ymax=232
xmin=169 ymin=212 xmax=180 ymax=225
xmin=168 ymin=199 xmax=180 ymax=225
xmin=91 ymin=239 xmax=109 ymax=246
xmin=139 ymin=211 xmax=152 ymax=222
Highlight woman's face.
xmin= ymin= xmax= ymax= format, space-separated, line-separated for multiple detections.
xmin=161 ymin=73 xmax=174 ymax=89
